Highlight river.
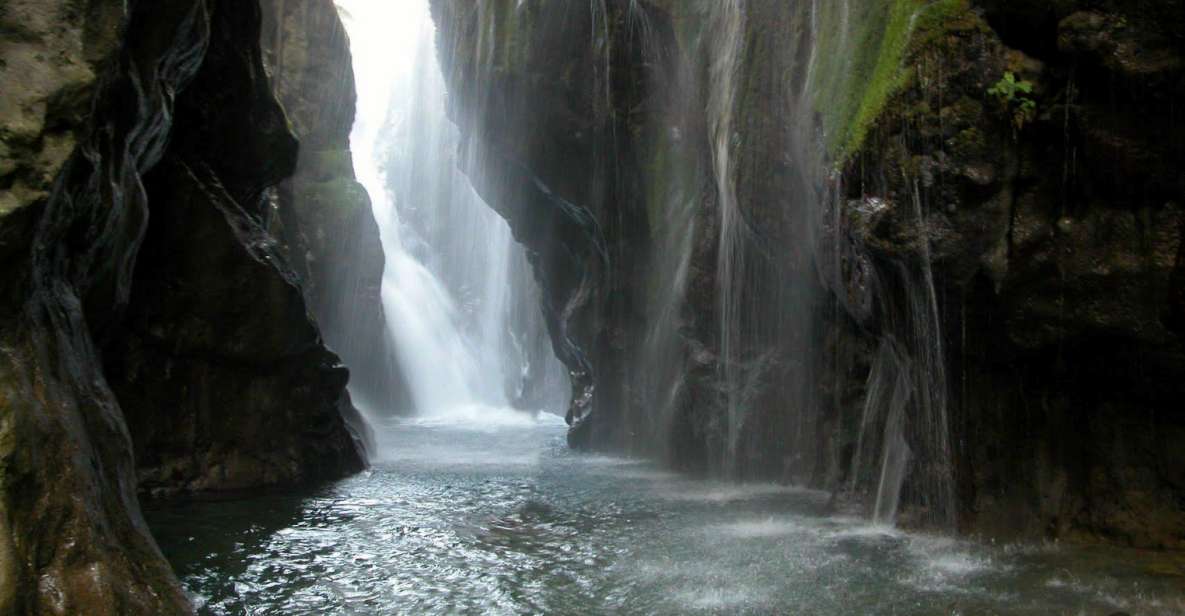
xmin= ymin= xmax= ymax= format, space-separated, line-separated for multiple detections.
xmin=148 ymin=412 xmax=1184 ymax=615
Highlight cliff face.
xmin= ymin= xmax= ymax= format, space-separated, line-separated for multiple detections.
xmin=430 ymin=1 xmax=614 ymax=437
xmin=1 ymin=0 xmax=365 ymax=612
xmin=432 ymin=0 xmax=1184 ymax=548
xmin=834 ymin=0 xmax=1185 ymax=547
xmin=260 ymin=0 xmax=410 ymax=414
xmin=101 ymin=0 xmax=365 ymax=500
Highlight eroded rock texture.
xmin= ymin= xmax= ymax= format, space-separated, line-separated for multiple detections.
xmin=1 ymin=0 xmax=364 ymax=612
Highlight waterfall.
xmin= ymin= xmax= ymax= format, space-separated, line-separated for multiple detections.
xmin=335 ymin=0 xmax=567 ymax=435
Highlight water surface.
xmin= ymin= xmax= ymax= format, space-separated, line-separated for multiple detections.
xmin=149 ymin=414 xmax=1185 ymax=615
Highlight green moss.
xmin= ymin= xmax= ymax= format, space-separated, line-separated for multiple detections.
xmin=810 ymin=0 xmax=974 ymax=161
xmin=911 ymin=0 xmax=979 ymax=46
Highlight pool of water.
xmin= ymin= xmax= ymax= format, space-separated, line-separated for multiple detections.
xmin=148 ymin=412 xmax=1185 ymax=615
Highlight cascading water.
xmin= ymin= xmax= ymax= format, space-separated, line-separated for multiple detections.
xmin=335 ymin=0 xmax=567 ymax=437
xmin=612 ymin=0 xmax=954 ymax=522
xmin=808 ymin=2 xmax=957 ymax=528
xmin=707 ymin=0 xmax=749 ymax=479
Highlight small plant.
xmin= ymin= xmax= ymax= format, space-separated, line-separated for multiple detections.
xmin=987 ymin=72 xmax=1037 ymax=131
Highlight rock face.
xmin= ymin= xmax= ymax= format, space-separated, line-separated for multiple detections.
xmin=105 ymin=156 xmax=363 ymax=498
xmin=101 ymin=0 xmax=366 ymax=500
xmin=1 ymin=0 xmax=365 ymax=612
xmin=260 ymin=0 xmax=409 ymax=413
xmin=430 ymin=0 xmax=689 ymax=456
xmin=432 ymin=0 xmax=1185 ymax=548
xmin=835 ymin=1 xmax=1185 ymax=548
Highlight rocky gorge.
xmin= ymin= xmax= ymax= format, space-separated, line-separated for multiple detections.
xmin=0 ymin=0 xmax=1182 ymax=613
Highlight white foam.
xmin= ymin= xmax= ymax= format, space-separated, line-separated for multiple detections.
xmin=658 ymin=482 xmax=821 ymax=504
xmin=713 ymin=516 xmax=807 ymax=539
xmin=826 ymin=523 xmax=903 ymax=541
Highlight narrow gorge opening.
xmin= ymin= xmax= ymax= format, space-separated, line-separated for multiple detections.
xmin=2 ymin=0 xmax=1182 ymax=614
xmin=337 ymin=0 xmax=568 ymax=439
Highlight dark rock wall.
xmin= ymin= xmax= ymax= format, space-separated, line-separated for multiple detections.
xmin=431 ymin=0 xmax=835 ymax=474
xmin=432 ymin=0 xmax=1185 ymax=548
xmin=1 ymin=0 xmax=366 ymax=611
xmin=1 ymin=1 xmax=211 ymax=611
xmin=105 ymin=157 xmax=363 ymax=499
xmin=98 ymin=0 xmax=364 ymax=499
xmin=835 ymin=1 xmax=1185 ymax=547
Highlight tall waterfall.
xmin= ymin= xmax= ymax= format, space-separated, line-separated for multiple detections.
xmin=335 ymin=0 xmax=568 ymax=435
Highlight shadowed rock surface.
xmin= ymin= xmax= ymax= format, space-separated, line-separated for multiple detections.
xmin=1 ymin=0 xmax=365 ymax=612
xmin=102 ymin=0 xmax=365 ymax=501
xmin=833 ymin=0 xmax=1184 ymax=549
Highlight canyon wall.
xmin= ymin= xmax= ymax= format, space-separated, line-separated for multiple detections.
xmin=834 ymin=0 xmax=1185 ymax=547
xmin=0 ymin=0 xmax=367 ymax=612
xmin=260 ymin=0 xmax=410 ymax=414
xmin=432 ymin=0 xmax=1184 ymax=547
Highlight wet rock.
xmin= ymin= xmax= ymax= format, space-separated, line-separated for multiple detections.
xmin=104 ymin=159 xmax=364 ymax=498
xmin=1 ymin=1 xmax=209 ymax=612
xmin=430 ymin=0 xmax=639 ymax=449
xmin=99 ymin=0 xmax=365 ymax=499
xmin=1058 ymin=11 xmax=1182 ymax=77
xmin=839 ymin=1 xmax=1185 ymax=547
xmin=1 ymin=0 xmax=366 ymax=611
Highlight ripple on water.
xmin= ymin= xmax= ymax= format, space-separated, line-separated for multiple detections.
xmin=655 ymin=481 xmax=827 ymax=504
xmin=147 ymin=422 xmax=1185 ymax=616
